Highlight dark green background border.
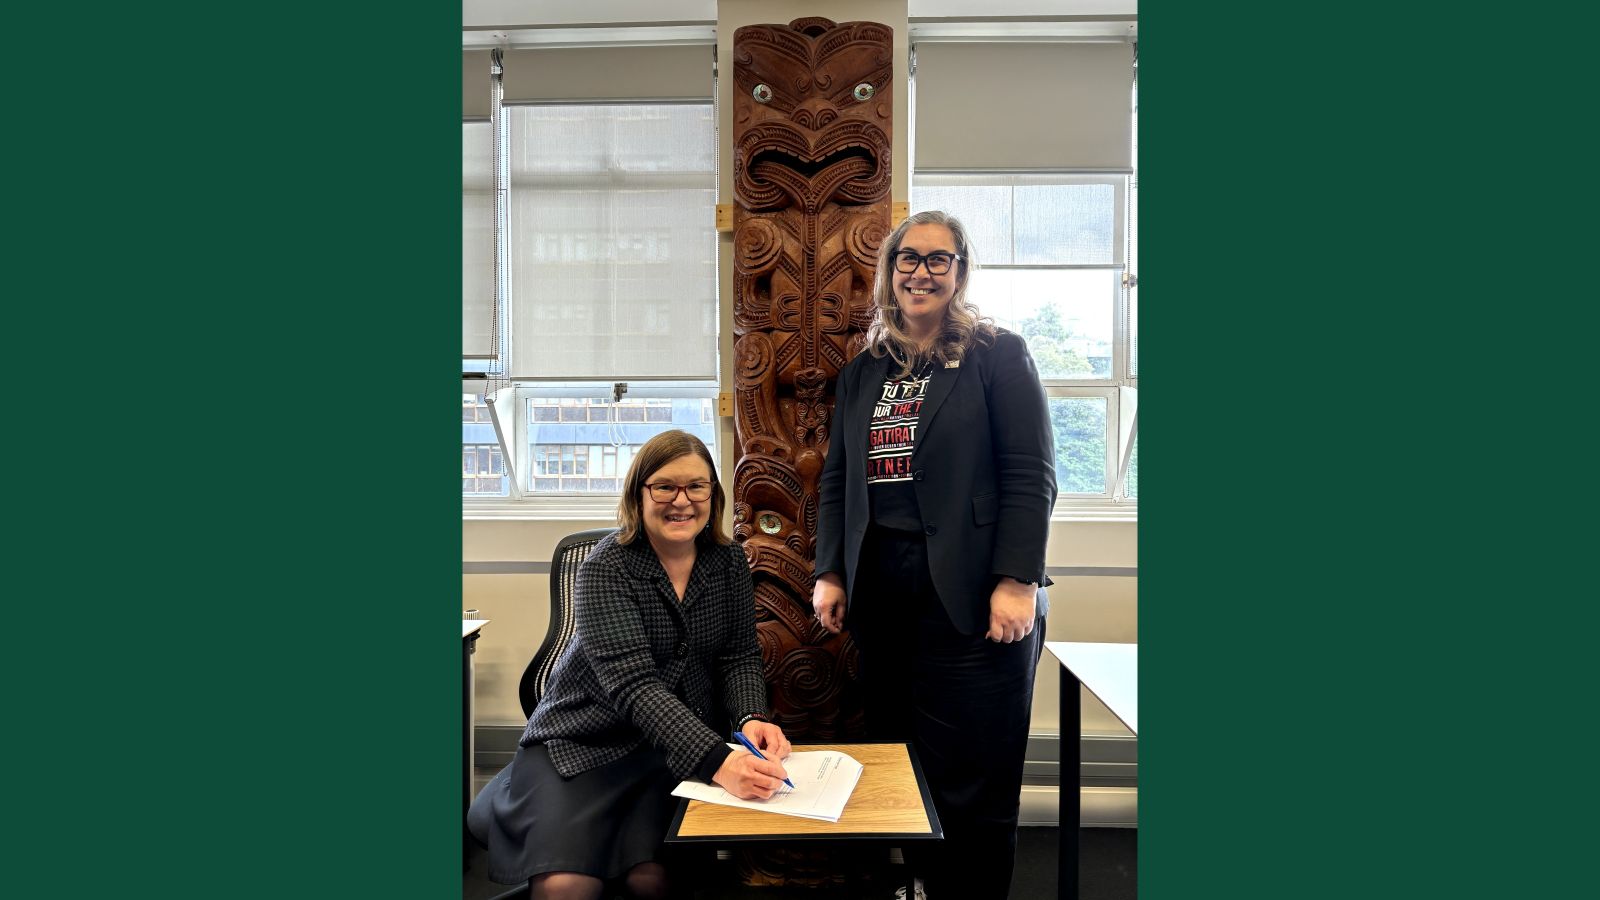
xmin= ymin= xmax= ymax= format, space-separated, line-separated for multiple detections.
xmin=14 ymin=6 xmax=461 ymax=896
xmin=1146 ymin=3 xmax=1590 ymax=898
xmin=14 ymin=3 xmax=1588 ymax=896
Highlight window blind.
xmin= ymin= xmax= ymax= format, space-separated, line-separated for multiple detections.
xmin=463 ymin=120 xmax=494 ymax=358
xmin=504 ymin=103 xmax=717 ymax=380
xmin=914 ymin=41 xmax=1134 ymax=170
xmin=464 ymin=45 xmax=712 ymax=115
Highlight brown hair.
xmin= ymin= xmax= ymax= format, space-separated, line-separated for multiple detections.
xmin=862 ymin=209 xmax=996 ymax=379
xmin=615 ymin=429 xmax=729 ymax=546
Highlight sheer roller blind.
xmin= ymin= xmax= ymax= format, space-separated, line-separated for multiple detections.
xmin=914 ymin=41 xmax=1134 ymax=170
xmin=505 ymin=103 xmax=717 ymax=380
xmin=463 ymin=120 xmax=494 ymax=358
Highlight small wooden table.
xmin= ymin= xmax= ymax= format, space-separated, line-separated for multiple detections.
xmin=664 ymin=742 xmax=943 ymax=896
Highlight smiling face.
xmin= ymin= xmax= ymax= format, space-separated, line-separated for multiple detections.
xmin=640 ymin=452 xmax=714 ymax=553
xmin=892 ymin=223 xmax=962 ymax=341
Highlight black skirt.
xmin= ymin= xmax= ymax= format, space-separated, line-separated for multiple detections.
xmin=478 ymin=741 xmax=680 ymax=885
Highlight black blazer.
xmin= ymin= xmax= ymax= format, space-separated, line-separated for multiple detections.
xmin=815 ymin=329 xmax=1057 ymax=636
xmin=520 ymin=534 xmax=769 ymax=780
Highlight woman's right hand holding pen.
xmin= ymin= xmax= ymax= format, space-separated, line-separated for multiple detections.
xmin=712 ymin=751 xmax=790 ymax=800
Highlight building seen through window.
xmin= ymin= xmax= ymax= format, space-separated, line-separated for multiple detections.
xmin=526 ymin=397 xmax=716 ymax=494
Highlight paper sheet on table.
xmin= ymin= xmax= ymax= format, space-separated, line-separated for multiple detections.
xmin=672 ymin=746 xmax=864 ymax=822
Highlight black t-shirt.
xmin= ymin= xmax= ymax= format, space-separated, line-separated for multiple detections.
xmin=866 ymin=363 xmax=933 ymax=531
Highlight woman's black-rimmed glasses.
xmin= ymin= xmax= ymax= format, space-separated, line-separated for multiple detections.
xmin=891 ymin=249 xmax=962 ymax=275
xmin=645 ymin=481 xmax=713 ymax=503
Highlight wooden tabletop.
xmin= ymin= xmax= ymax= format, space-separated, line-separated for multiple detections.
xmin=668 ymin=742 xmax=940 ymax=841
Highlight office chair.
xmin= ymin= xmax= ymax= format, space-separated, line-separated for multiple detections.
xmin=516 ymin=527 xmax=617 ymax=719
xmin=467 ymin=528 xmax=616 ymax=898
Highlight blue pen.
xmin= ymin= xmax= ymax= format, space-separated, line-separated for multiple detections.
xmin=733 ymin=730 xmax=795 ymax=788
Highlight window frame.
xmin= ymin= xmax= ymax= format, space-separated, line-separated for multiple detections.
xmin=911 ymin=170 xmax=1137 ymax=518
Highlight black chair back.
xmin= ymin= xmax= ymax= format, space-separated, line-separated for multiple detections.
xmin=517 ymin=527 xmax=616 ymax=718
xmin=469 ymin=527 xmax=616 ymax=859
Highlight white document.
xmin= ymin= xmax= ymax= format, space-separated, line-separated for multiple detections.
xmin=672 ymin=746 xmax=864 ymax=823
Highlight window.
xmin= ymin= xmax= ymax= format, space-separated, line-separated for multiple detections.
xmin=519 ymin=391 xmax=717 ymax=495
xmin=464 ymin=388 xmax=718 ymax=503
xmin=464 ymin=99 xmax=718 ymax=505
xmin=462 ymin=394 xmax=508 ymax=496
xmin=911 ymin=171 xmax=1137 ymax=504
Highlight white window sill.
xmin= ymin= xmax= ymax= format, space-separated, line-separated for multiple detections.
xmin=463 ymin=496 xmax=620 ymax=521
xmin=1053 ymin=498 xmax=1138 ymax=523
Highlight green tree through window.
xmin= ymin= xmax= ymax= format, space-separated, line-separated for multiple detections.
xmin=1019 ymin=306 xmax=1106 ymax=493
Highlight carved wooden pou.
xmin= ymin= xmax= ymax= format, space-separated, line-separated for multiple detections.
xmin=731 ymin=18 xmax=892 ymax=740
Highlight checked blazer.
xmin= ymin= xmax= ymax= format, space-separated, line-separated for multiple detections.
xmin=520 ymin=532 xmax=769 ymax=781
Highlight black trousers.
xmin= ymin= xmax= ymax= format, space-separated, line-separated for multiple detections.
xmin=852 ymin=525 xmax=1045 ymax=900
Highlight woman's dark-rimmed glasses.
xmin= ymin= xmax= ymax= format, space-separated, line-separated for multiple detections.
xmin=645 ymin=481 xmax=713 ymax=503
xmin=892 ymin=250 xmax=961 ymax=275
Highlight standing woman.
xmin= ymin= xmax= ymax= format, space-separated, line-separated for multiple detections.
xmin=473 ymin=430 xmax=792 ymax=900
xmin=812 ymin=210 xmax=1057 ymax=899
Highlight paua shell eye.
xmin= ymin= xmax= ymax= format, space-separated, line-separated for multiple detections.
xmin=853 ymin=82 xmax=874 ymax=101
xmin=752 ymin=83 xmax=773 ymax=103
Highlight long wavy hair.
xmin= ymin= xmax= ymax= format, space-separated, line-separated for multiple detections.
xmin=862 ymin=209 xmax=996 ymax=378
xmin=615 ymin=430 xmax=730 ymax=547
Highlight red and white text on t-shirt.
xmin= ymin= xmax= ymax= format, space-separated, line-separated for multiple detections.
xmin=865 ymin=373 xmax=930 ymax=483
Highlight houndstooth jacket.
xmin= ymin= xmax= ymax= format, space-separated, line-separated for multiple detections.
xmin=519 ymin=532 xmax=769 ymax=780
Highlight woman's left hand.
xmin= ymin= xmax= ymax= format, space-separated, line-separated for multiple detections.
xmin=986 ymin=579 xmax=1038 ymax=643
xmin=741 ymin=719 xmax=792 ymax=760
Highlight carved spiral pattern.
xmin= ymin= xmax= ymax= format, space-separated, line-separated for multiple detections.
xmin=771 ymin=646 xmax=840 ymax=708
xmin=754 ymin=622 xmax=782 ymax=661
xmin=733 ymin=218 xmax=783 ymax=276
xmin=734 ymin=333 xmax=773 ymax=388
xmin=841 ymin=635 xmax=860 ymax=680
xmin=845 ymin=215 xmax=888 ymax=269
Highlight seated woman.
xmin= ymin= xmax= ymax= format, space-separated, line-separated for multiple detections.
xmin=472 ymin=430 xmax=792 ymax=900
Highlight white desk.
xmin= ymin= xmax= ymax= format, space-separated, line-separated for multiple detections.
xmin=1045 ymin=641 xmax=1137 ymax=734
xmin=1045 ymin=641 xmax=1138 ymax=899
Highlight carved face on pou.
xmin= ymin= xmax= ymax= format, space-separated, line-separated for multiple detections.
xmin=732 ymin=18 xmax=893 ymax=211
